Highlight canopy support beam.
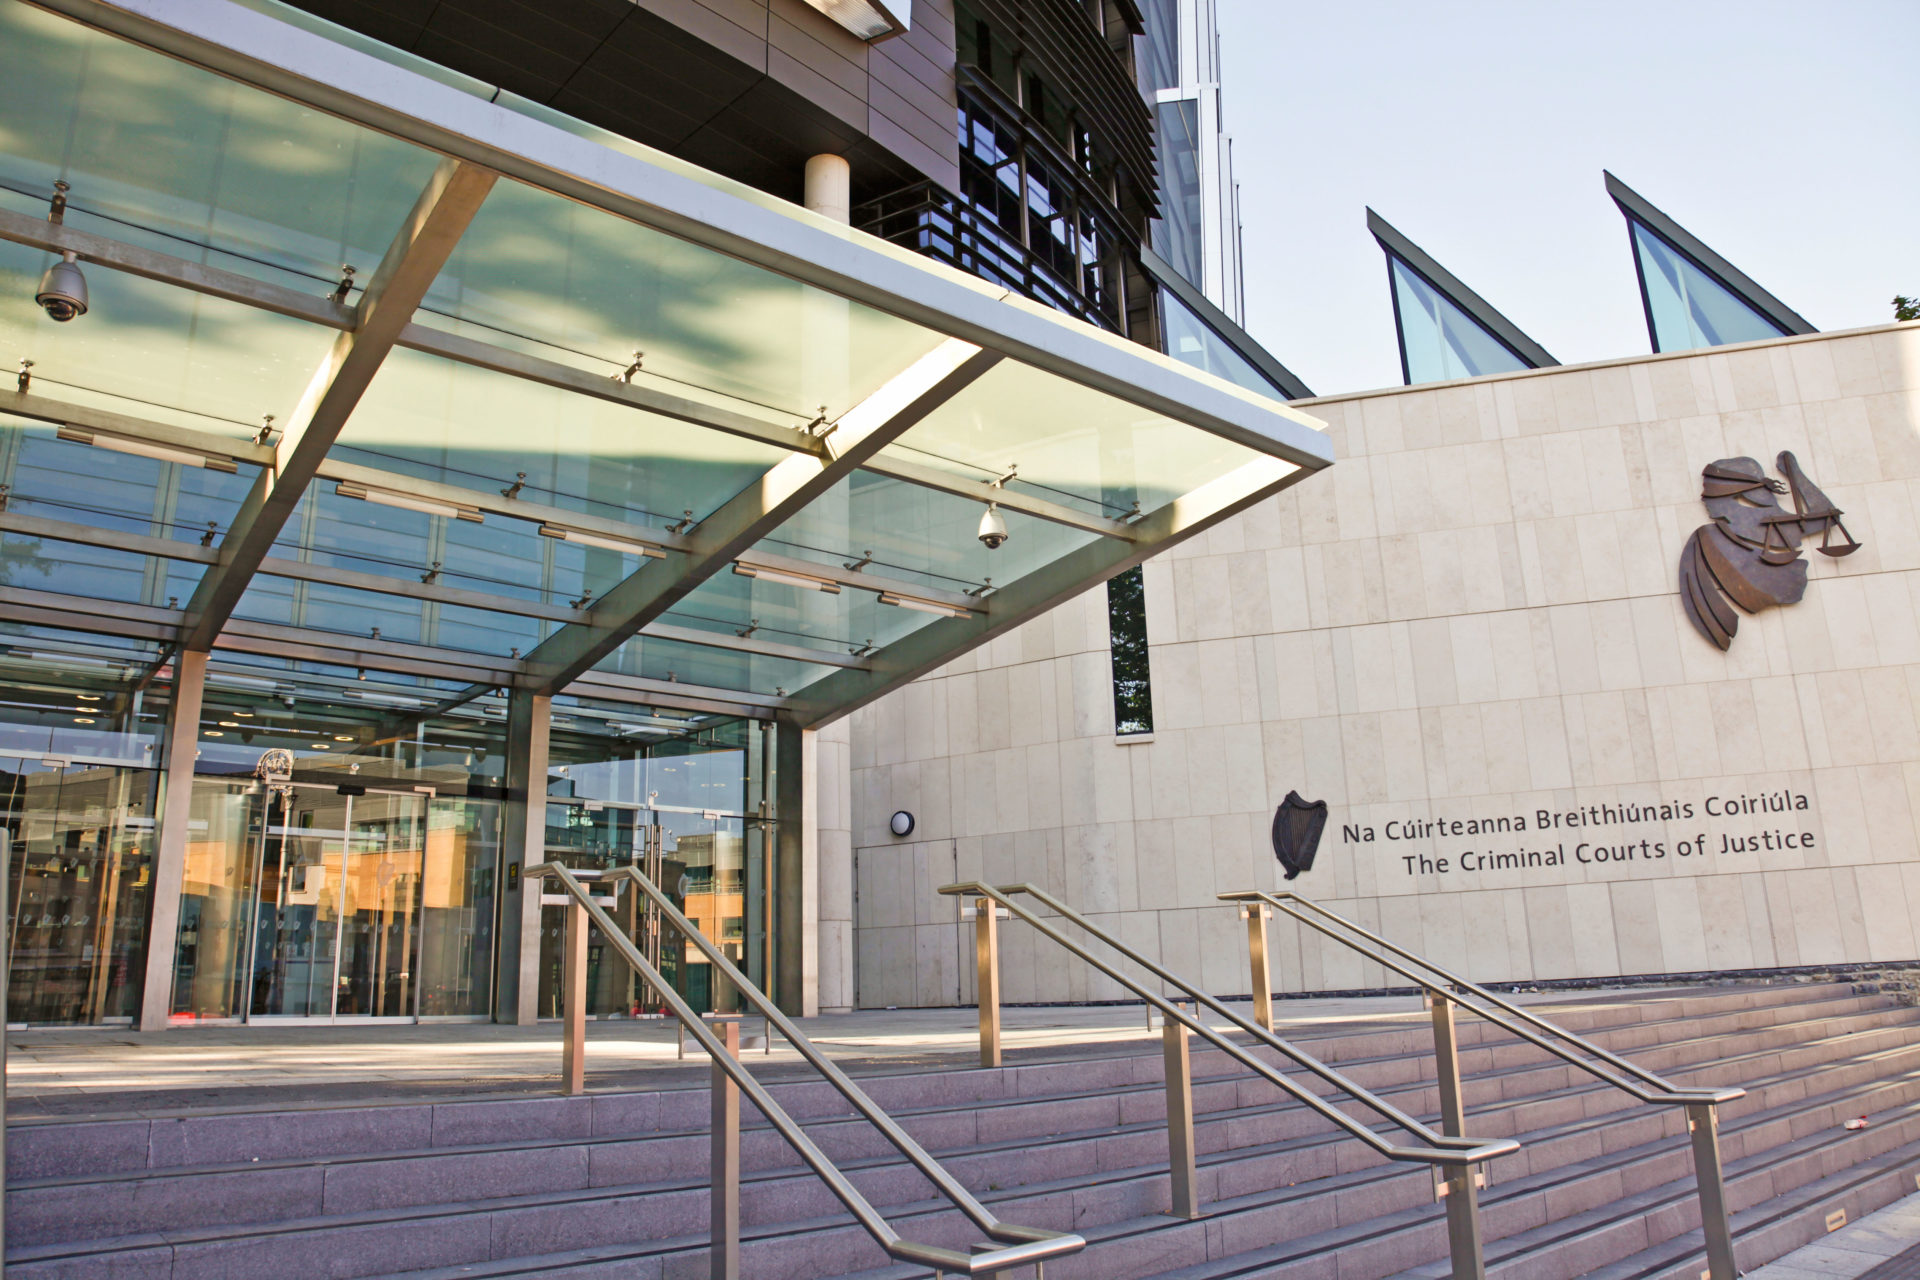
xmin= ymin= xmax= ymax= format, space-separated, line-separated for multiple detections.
xmin=175 ymin=159 xmax=496 ymax=652
xmin=784 ymin=455 xmax=1309 ymax=727
xmin=520 ymin=340 xmax=1003 ymax=697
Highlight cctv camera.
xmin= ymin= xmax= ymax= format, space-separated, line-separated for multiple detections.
xmin=977 ymin=503 xmax=1008 ymax=550
xmin=36 ymin=251 xmax=88 ymax=322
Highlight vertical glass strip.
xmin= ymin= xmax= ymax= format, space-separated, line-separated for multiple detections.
xmin=1107 ymin=566 xmax=1154 ymax=736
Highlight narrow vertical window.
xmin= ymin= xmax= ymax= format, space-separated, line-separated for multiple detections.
xmin=1107 ymin=565 xmax=1153 ymax=735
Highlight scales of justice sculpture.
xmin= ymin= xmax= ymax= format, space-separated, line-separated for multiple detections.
xmin=1678 ymin=451 xmax=1859 ymax=651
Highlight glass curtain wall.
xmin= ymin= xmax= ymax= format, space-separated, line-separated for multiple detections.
xmin=0 ymin=628 xmax=167 ymax=1025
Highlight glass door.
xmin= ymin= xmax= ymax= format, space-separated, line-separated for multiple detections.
xmin=245 ymin=784 xmax=428 ymax=1021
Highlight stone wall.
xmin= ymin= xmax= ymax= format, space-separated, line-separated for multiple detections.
xmin=846 ymin=322 xmax=1920 ymax=1007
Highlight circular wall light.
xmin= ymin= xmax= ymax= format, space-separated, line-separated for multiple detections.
xmin=889 ymin=810 xmax=915 ymax=838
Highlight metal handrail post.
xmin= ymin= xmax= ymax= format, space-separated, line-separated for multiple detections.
xmin=561 ymin=895 xmax=587 ymax=1096
xmin=1241 ymin=901 xmax=1273 ymax=1032
xmin=1688 ymin=1101 xmax=1737 ymax=1280
xmin=975 ymin=897 xmax=1002 ymax=1068
xmin=711 ymin=1018 xmax=742 ymax=1280
xmin=534 ymin=864 xmax=1087 ymax=1275
xmin=1163 ymin=1018 xmax=1199 ymax=1219
xmin=1430 ymin=991 xmax=1486 ymax=1280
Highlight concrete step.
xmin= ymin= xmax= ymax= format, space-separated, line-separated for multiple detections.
xmin=12 ymin=989 xmax=1915 ymax=1279
xmin=10 ymin=980 xmax=1899 ymax=1195
xmin=12 ymin=991 xmax=1911 ymax=1250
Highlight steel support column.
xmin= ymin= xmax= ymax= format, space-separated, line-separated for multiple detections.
xmin=137 ymin=648 xmax=206 ymax=1032
xmin=772 ymin=721 xmax=817 ymax=1018
xmin=498 ymin=689 xmax=551 ymax=1025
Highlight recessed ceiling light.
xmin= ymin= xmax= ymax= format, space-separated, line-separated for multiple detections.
xmin=76 ymin=694 xmax=100 ymax=702
xmin=205 ymin=730 xmax=223 ymax=737
xmin=334 ymin=735 xmax=353 ymax=742
xmin=232 ymin=711 xmax=254 ymax=718
xmin=311 ymin=742 xmax=331 ymax=749
xmin=73 ymin=716 xmax=96 ymax=725
xmin=219 ymin=721 xmax=240 ymax=728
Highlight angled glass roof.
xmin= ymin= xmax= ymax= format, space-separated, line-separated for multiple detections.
xmin=1368 ymin=209 xmax=1557 ymax=388
xmin=1605 ymin=173 xmax=1816 ymax=355
xmin=0 ymin=0 xmax=1332 ymax=731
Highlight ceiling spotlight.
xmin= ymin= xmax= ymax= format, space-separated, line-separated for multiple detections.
xmin=57 ymin=426 xmax=237 ymax=473
xmin=977 ymin=503 xmax=1008 ymax=550
xmin=879 ymin=592 xmax=973 ymax=619
xmin=732 ymin=562 xmax=842 ymax=594
xmin=37 ymin=250 xmax=89 ymax=323
xmin=73 ymin=716 xmax=96 ymax=725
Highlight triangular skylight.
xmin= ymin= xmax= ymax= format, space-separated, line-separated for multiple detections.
xmin=1606 ymin=172 xmax=1815 ymax=353
xmin=1368 ymin=210 xmax=1556 ymax=386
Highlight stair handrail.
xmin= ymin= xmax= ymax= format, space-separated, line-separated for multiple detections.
xmin=1222 ymin=887 xmax=1745 ymax=1280
xmin=1218 ymin=889 xmax=1745 ymax=1108
xmin=937 ymin=880 xmax=1516 ymax=1169
xmin=530 ymin=862 xmax=1084 ymax=1278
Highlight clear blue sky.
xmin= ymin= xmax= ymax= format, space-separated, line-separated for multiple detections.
xmin=1216 ymin=0 xmax=1920 ymax=396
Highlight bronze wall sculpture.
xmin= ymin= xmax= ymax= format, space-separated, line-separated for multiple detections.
xmin=1679 ymin=452 xmax=1859 ymax=650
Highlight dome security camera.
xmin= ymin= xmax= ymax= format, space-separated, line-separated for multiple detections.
xmin=36 ymin=251 xmax=88 ymax=322
xmin=977 ymin=503 xmax=1008 ymax=550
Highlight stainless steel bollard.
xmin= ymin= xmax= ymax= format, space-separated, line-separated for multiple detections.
xmin=1163 ymin=1016 xmax=1199 ymax=1219
xmin=1688 ymin=1101 xmax=1737 ymax=1280
xmin=1242 ymin=902 xmax=1273 ymax=1032
xmin=1429 ymin=992 xmax=1487 ymax=1280
xmin=561 ymin=897 xmax=587 ymax=1096
xmin=711 ymin=1019 xmax=741 ymax=1280
xmin=974 ymin=897 xmax=1002 ymax=1069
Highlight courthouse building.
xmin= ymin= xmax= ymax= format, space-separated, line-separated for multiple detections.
xmin=0 ymin=0 xmax=1913 ymax=1035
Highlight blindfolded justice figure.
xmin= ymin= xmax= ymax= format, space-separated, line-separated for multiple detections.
xmin=1678 ymin=451 xmax=1859 ymax=651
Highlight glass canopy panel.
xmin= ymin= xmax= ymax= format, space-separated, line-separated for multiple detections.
xmin=335 ymin=349 xmax=790 ymax=535
xmin=0 ymin=1 xmax=448 ymax=298
xmin=1161 ymin=290 xmax=1291 ymax=403
xmin=878 ymin=359 xmax=1266 ymax=519
xmin=419 ymin=177 xmax=952 ymax=425
xmin=596 ymin=632 xmax=835 ymax=700
xmin=1631 ymin=221 xmax=1788 ymax=353
xmin=1390 ymin=256 xmax=1531 ymax=385
xmin=0 ymin=241 xmax=333 ymax=439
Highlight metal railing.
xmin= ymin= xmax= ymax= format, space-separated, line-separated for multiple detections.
xmin=1222 ymin=888 xmax=1747 ymax=1280
xmin=529 ymin=863 xmax=1084 ymax=1279
xmin=938 ymin=881 xmax=1516 ymax=1278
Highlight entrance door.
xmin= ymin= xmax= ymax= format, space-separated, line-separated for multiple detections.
xmin=244 ymin=784 xmax=429 ymax=1021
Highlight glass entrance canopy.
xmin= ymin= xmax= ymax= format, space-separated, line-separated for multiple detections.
xmin=0 ymin=0 xmax=1331 ymax=731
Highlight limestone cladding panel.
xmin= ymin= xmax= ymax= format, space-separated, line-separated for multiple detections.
xmin=846 ymin=324 xmax=1920 ymax=1008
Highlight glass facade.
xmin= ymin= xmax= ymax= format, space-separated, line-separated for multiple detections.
xmin=1388 ymin=256 xmax=1533 ymax=385
xmin=1630 ymin=221 xmax=1789 ymax=353
xmin=1152 ymin=99 xmax=1205 ymax=289
xmin=0 ymin=628 xmax=167 ymax=1025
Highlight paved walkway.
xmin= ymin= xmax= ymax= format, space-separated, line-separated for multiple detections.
xmin=1748 ymin=1192 xmax=1920 ymax=1278
xmin=3 ymin=993 xmax=1444 ymax=1116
